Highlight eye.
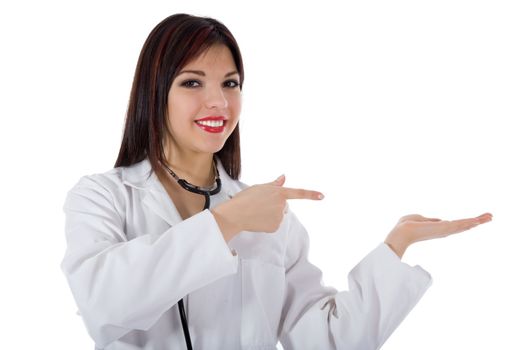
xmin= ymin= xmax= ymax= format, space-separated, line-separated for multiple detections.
xmin=180 ymin=80 xmax=201 ymax=88
xmin=224 ymin=80 xmax=240 ymax=88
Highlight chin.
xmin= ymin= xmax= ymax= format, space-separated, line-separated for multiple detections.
xmin=199 ymin=143 xmax=226 ymax=155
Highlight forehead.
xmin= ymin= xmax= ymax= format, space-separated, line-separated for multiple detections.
xmin=183 ymin=44 xmax=236 ymax=69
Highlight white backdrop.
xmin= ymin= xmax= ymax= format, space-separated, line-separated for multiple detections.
xmin=0 ymin=0 xmax=523 ymax=348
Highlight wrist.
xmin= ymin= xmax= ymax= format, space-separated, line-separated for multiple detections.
xmin=384 ymin=230 xmax=412 ymax=259
xmin=210 ymin=205 xmax=242 ymax=242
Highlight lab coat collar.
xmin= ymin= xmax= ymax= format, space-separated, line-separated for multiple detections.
xmin=121 ymin=156 xmax=236 ymax=194
xmin=120 ymin=157 xmax=156 ymax=190
xmin=121 ymin=157 xmax=237 ymax=226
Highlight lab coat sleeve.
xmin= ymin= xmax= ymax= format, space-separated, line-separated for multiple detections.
xmin=278 ymin=212 xmax=432 ymax=350
xmin=60 ymin=175 xmax=238 ymax=348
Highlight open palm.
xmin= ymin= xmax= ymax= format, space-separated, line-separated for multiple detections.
xmin=385 ymin=213 xmax=493 ymax=257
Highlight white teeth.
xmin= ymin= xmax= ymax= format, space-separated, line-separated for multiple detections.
xmin=196 ymin=120 xmax=224 ymax=127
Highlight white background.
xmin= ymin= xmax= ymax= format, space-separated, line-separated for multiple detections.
xmin=1 ymin=0 xmax=523 ymax=348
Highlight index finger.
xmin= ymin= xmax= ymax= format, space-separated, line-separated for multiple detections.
xmin=280 ymin=187 xmax=324 ymax=200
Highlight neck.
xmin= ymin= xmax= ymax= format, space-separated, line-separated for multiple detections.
xmin=162 ymin=148 xmax=215 ymax=188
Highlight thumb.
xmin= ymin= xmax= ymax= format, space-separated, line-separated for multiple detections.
xmin=270 ymin=174 xmax=286 ymax=186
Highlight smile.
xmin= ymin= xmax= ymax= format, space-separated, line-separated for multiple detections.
xmin=195 ymin=120 xmax=224 ymax=127
xmin=195 ymin=120 xmax=227 ymax=133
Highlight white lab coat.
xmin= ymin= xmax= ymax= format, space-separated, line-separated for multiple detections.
xmin=61 ymin=157 xmax=432 ymax=350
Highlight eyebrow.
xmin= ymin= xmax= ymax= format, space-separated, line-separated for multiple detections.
xmin=177 ymin=70 xmax=239 ymax=78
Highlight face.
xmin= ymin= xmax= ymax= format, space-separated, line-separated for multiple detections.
xmin=164 ymin=44 xmax=242 ymax=159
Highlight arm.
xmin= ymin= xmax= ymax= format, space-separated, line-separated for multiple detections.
xmin=278 ymin=212 xmax=432 ymax=350
xmin=60 ymin=175 xmax=238 ymax=347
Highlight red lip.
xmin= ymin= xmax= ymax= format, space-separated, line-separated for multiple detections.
xmin=194 ymin=116 xmax=227 ymax=133
xmin=194 ymin=116 xmax=227 ymax=121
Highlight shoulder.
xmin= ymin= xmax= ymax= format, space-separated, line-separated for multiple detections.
xmin=69 ymin=167 xmax=127 ymax=198
xmin=71 ymin=158 xmax=152 ymax=192
xmin=64 ymin=171 xmax=123 ymax=221
xmin=64 ymin=160 xmax=150 ymax=214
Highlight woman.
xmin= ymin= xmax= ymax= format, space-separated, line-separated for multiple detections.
xmin=61 ymin=13 xmax=492 ymax=350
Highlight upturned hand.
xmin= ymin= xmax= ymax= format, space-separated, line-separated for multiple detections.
xmin=385 ymin=213 xmax=493 ymax=258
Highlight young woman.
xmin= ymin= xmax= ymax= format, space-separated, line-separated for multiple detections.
xmin=61 ymin=13 xmax=492 ymax=350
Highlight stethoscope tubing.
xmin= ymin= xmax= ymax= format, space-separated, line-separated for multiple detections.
xmin=178 ymin=189 xmax=220 ymax=350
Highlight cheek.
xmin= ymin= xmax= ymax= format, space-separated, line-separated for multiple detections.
xmin=167 ymin=95 xmax=199 ymax=125
xmin=229 ymin=95 xmax=242 ymax=119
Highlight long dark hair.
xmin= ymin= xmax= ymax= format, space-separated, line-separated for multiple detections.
xmin=114 ymin=14 xmax=244 ymax=179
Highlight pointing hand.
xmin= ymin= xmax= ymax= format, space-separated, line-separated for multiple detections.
xmin=211 ymin=175 xmax=324 ymax=241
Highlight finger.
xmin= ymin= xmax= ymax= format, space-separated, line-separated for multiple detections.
xmin=476 ymin=212 xmax=493 ymax=224
xmin=399 ymin=214 xmax=422 ymax=222
xmin=435 ymin=217 xmax=482 ymax=235
xmin=413 ymin=215 xmax=442 ymax=222
xmin=399 ymin=214 xmax=441 ymax=223
xmin=281 ymin=187 xmax=324 ymax=200
xmin=452 ymin=213 xmax=492 ymax=227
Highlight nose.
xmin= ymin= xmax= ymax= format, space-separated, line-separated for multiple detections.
xmin=204 ymin=85 xmax=228 ymax=109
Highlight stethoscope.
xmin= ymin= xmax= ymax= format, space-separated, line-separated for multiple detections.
xmin=161 ymin=157 xmax=222 ymax=350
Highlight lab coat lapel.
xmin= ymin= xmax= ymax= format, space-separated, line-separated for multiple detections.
xmin=121 ymin=158 xmax=182 ymax=227
xmin=142 ymin=187 xmax=182 ymax=227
